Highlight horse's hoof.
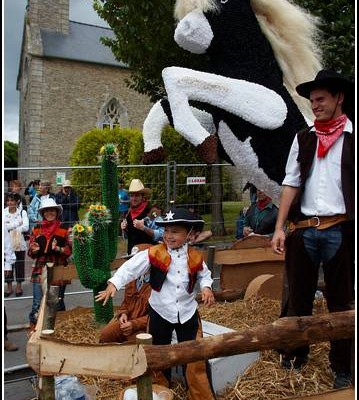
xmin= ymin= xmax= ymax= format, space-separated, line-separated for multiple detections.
xmin=143 ymin=147 xmax=166 ymax=164
xmin=196 ymin=135 xmax=218 ymax=164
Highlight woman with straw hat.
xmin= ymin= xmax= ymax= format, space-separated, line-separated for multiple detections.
xmin=27 ymin=198 xmax=72 ymax=333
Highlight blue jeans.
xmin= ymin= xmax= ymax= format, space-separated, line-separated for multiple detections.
xmin=29 ymin=282 xmax=43 ymax=324
xmin=302 ymin=225 xmax=342 ymax=266
xmin=284 ymin=222 xmax=354 ymax=373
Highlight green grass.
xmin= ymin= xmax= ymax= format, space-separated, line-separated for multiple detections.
xmin=201 ymin=201 xmax=247 ymax=242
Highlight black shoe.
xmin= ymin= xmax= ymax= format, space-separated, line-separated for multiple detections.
xmin=56 ymin=300 xmax=66 ymax=312
xmin=281 ymin=355 xmax=308 ymax=370
xmin=333 ymin=372 xmax=352 ymax=389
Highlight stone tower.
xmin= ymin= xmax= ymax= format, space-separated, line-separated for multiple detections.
xmin=17 ymin=0 xmax=152 ymax=185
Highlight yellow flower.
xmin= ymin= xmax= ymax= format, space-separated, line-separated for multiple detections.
xmin=87 ymin=226 xmax=93 ymax=233
xmin=95 ymin=205 xmax=102 ymax=211
xmin=100 ymin=146 xmax=105 ymax=154
xmin=76 ymin=225 xmax=85 ymax=233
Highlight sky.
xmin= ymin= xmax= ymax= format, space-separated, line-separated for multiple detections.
xmin=2 ymin=0 xmax=109 ymax=144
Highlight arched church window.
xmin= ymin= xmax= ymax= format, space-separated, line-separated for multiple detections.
xmin=98 ymin=98 xmax=129 ymax=129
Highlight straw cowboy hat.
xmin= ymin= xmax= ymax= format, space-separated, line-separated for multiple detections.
xmin=296 ymin=69 xmax=354 ymax=99
xmin=38 ymin=198 xmax=63 ymax=217
xmin=156 ymin=208 xmax=204 ymax=231
xmin=63 ymin=180 xmax=72 ymax=188
xmin=128 ymin=179 xmax=151 ymax=197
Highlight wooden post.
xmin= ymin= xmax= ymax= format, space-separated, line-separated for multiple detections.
xmin=39 ymin=286 xmax=59 ymax=400
xmin=43 ymin=285 xmax=60 ymax=330
xmin=206 ymin=245 xmax=216 ymax=273
xmin=143 ymin=311 xmax=355 ymax=371
xmin=136 ymin=333 xmax=153 ymax=400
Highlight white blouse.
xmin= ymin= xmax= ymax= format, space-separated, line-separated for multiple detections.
xmin=4 ymin=207 xmax=30 ymax=251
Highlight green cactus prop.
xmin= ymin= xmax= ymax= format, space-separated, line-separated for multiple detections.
xmin=72 ymin=144 xmax=119 ymax=324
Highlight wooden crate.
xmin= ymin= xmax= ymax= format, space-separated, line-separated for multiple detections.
xmin=215 ymin=246 xmax=284 ymax=292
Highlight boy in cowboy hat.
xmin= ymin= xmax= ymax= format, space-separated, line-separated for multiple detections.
xmin=96 ymin=208 xmax=216 ymax=399
xmin=28 ymin=198 xmax=72 ymax=332
xmin=120 ymin=179 xmax=163 ymax=254
xmin=271 ymin=70 xmax=354 ymax=388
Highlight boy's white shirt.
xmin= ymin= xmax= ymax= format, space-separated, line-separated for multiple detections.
xmin=109 ymin=243 xmax=213 ymax=324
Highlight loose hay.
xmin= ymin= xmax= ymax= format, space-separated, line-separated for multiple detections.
xmin=52 ymin=296 xmax=334 ymax=399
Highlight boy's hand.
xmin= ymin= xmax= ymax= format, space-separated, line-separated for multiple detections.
xmin=120 ymin=321 xmax=133 ymax=336
xmin=118 ymin=313 xmax=128 ymax=324
xmin=95 ymin=283 xmax=117 ymax=305
xmin=201 ymin=287 xmax=215 ymax=306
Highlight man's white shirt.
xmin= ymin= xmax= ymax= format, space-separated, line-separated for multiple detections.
xmin=282 ymin=120 xmax=352 ymax=216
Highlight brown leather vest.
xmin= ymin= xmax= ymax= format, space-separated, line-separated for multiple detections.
xmin=148 ymin=243 xmax=204 ymax=293
xmin=288 ymin=127 xmax=355 ymax=222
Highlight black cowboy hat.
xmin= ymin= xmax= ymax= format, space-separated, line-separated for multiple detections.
xmin=156 ymin=208 xmax=204 ymax=231
xmin=296 ymin=69 xmax=354 ymax=99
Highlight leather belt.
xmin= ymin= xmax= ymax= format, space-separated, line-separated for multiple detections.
xmin=288 ymin=214 xmax=348 ymax=232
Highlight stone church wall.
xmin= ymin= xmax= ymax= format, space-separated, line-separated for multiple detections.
xmin=19 ymin=58 xmax=152 ymax=184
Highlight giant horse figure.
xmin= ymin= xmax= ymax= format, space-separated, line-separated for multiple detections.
xmin=142 ymin=0 xmax=322 ymax=202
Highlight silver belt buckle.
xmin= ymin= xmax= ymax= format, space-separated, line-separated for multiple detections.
xmin=311 ymin=217 xmax=320 ymax=227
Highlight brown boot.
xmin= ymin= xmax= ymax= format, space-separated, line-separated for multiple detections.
xmin=143 ymin=147 xmax=166 ymax=164
xmin=196 ymin=135 xmax=218 ymax=164
xmin=4 ymin=339 xmax=18 ymax=351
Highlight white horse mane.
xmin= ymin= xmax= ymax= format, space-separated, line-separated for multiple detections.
xmin=174 ymin=0 xmax=323 ymax=120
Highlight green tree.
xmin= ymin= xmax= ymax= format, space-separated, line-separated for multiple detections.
xmin=93 ymin=0 xmax=209 ymax=102
xmin=4 ymin=141 xmax=18 ymax=182
xmin=69 ymin=126 xmax=143 ymax=206
xmin=296 ymin=0 xmax=354 ymax=77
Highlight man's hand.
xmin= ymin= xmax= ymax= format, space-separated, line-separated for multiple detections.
xmin=271 ymin=228 xmax=286 ymax=254
xmin=133 ymin=219 xmax=145 ymax=231
xmin=243 ymin=226 xmax=253 ymax=237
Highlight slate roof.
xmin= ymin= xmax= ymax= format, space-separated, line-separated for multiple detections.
xmin=40 ymin=21 xmax=127 ymax=68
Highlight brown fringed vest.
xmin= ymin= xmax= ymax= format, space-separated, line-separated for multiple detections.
xmin=288 ymin=127 xmax=355 ymax=223
xmin=148 ymin=243 xmax=204 ymax=293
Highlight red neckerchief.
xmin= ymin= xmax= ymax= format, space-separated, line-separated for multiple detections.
xmin=314 ymin=114 xmax=347 ymax=158
xmin=130 ymin=200 xmax=148 ymax=220
xmin=40 ymin=219 xmax=61 ymax=240
xmin=257 ymin=196 xmax=272 ymax=211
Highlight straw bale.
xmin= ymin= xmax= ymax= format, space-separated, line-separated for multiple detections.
xmin=51 ymin=296 xmax=336 ymax=399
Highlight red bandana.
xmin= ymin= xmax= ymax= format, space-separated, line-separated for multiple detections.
xmin=130 ymin=200 xmax=148 ymax=220
xmin=314 ymin=114 xmax=347 ymax=158
xmin=41 ymin=219 xmax=62 ymax=240
xmin=257 ymin=196 xmax=272 ymax=210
